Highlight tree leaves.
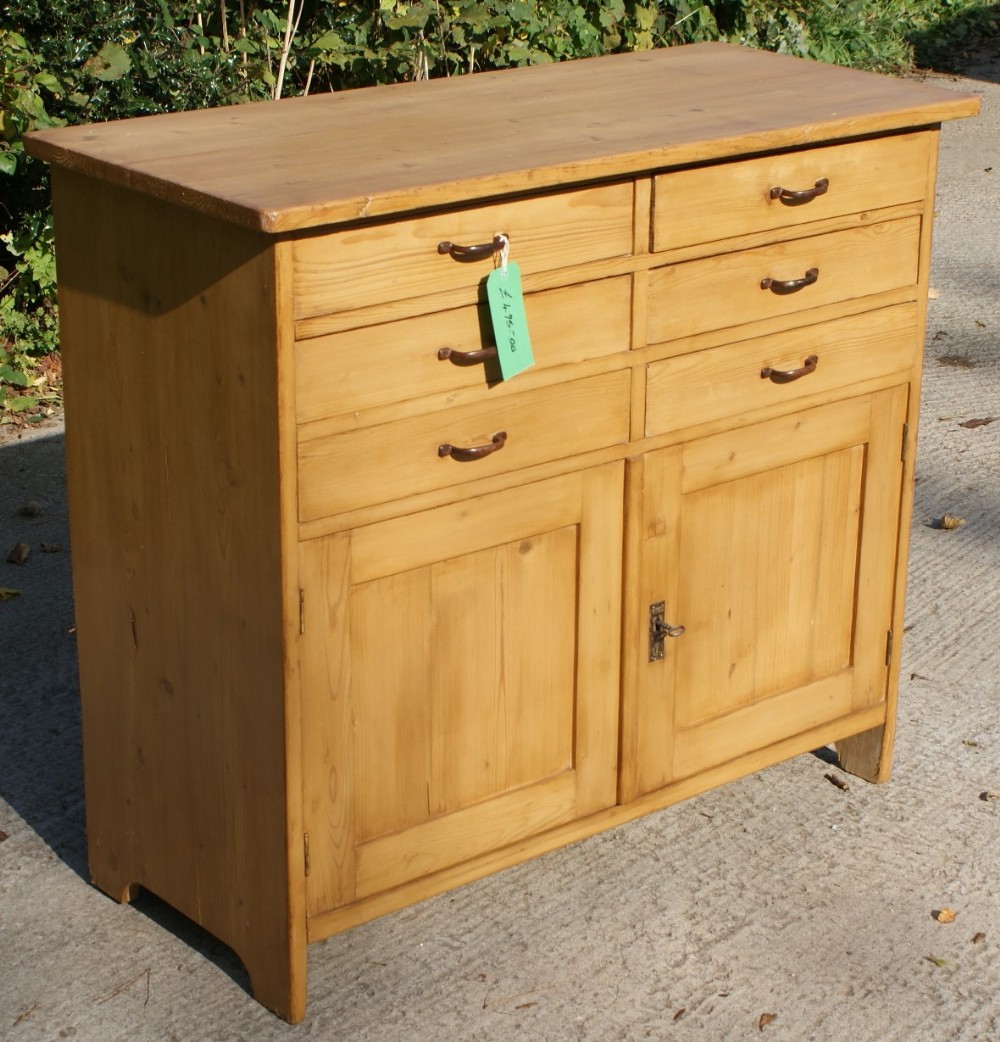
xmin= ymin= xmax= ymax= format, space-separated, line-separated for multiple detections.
xmin=82 ymin=41 xmax=132 ymax=82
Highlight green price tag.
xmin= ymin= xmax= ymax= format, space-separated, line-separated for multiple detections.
xmin=486 ymin=261 xmax=534 ymax=380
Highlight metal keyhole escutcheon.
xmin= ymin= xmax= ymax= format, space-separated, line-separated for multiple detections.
xmin=649 ymin=600 xmax=685 ymax=662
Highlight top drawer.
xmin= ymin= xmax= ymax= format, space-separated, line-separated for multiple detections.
xmin=653 ymin=132 xmax=932 ymax=252
xmin=293 ymin=182 xmax=634 ymax=321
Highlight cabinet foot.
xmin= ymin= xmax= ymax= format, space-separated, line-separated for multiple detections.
xmin=88 ymin=859 xmax=307 ymax=1022
xmin=836 ymin=724 xmax=892 ymax=783
xmin=244 ymin=949 xmax=308 ymax=1025
xmin=89 ymin=862 xmax=141 ymax=905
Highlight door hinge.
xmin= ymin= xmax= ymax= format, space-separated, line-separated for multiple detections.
xmin=303 ymin=832 xmax=311 ymax=877
xmin=299 ymin=588 xmax=305 ymax=635
xmin=901 ymin=422 xmax=909 ymax=462
xmin=885 ymin=629 xmax=894 ymax=666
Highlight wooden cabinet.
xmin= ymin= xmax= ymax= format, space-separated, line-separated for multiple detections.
xmin=300 ymin=463 xmax=623 ymax=917
xmin=26 ymin=43 xmax=978 ymax=1023
xmin=620 ymin=386 xmax=908 ymax=800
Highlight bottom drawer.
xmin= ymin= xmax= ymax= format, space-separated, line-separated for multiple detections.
xmin=298 ymin=369 xmax=631 ymax=521
xmin=644 ymin=303 xmax=918 ymax=437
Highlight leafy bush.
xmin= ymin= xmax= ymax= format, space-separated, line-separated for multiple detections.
xmin=2 ymin=0 xmax=996 ymax=424
xmin=1 ymin=29 xmax=63 ymax=421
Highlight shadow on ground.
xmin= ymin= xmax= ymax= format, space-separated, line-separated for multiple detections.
xmin=0 ymin=431 xmax=87 ymax=876
xmin=0 ymin=428 xmax=256 ymax=998
xmin=911 ymin=3 xmax=1000 ymax=79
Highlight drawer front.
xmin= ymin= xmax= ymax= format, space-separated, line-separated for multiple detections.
xmin=645 ymin=303 xmax=918 ymax=437
xmin=293 ymin=183 xmax=634 ymax=321
xmin=653 ymin=132 xmax=932 ymax=251
xmin=647 ymin=217 xmax=920 ymax=346
xmin=298 ymin=369 xmax=631 ymax=521
xmin=295 ymin=276 xmax=632 ymax=426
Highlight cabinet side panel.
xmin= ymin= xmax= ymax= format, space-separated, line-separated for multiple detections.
xmin=52 ymin=170 xmax=304 ymax=1020
xmin=838 ymin=129 xmax=940 ymax=782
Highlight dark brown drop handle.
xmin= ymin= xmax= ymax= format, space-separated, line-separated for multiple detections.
xmin=437 ymin=234 xmax=506 ymax=262
xmin=761 ymin=355 xmax=818 ymax=384
xmin=769 ymin=177 xmax=829 ymax=204
xmin=438 ymin=431 xmax=507 ymax=461
xmin=761 ymin=267 xmax=819 ymax=294
xmin=437 ymin=345 xmax=498 ymax=365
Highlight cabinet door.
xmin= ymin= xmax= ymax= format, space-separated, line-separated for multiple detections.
xmin=300 ymin=462 xmax=623 ymax=917
xmin=620 ymin=386 xmax=908 ymax=801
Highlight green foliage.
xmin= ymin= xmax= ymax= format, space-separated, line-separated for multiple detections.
xmin=736 ymin=0 xmax=1000 ymax=71
xmin=1 ymin=29 xmax=63 ymax=422
xmin=1 ymin=0 xmax=997 ymax=424
xmin=0 ymin=30 xmax=64 ymax=174
xmin=911 ymin=0 xmax=1000 ymax=71
xmin=747 ymin=0 xmax=918 ymax=69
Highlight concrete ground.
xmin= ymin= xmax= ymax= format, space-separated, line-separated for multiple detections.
xmin=1 ymin=55 xmax=998 ymax=1042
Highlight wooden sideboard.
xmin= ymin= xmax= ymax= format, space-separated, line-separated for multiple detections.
xmin=26 ymin=43 xmax=978 ymax=1022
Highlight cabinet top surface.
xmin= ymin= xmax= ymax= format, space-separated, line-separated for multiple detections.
xmin=26 ymin=42 xmax=978 ymax=234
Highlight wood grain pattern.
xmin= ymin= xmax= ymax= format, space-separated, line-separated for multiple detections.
xmin=648 ymin=217 xmax=920 ymax=344
xmin=25 ymin=44 xmax=978 ymax=233
xmin=618 ymin=449 xmax=684 ymax=802
xmin=673 ymin=446 xmax=864 ymax=728
xmin=52 ymin=170 xmax=306 ymax=1021
xmin=300 ymin=464 xmax=623 ymax=911
xmin=297 ymin=369 xmax=630 ymax=521
xmin=622 ymin=390 xmax=906 ymax=790
xmin=644 ymin=303 xmax=918 ymax=437
xmin=355 ymin=774 xmax=579 ymax=899
xmin=299 ymin=533 xmax=355 ymax=915
xmin=848 ymin=385 xmax=909 ymax=712
xmin=308 ymin=702 xmax=888 ymax=944
xmin=292 ymin=183 xmax=633 ymax=320
xmin=837 ymin=136 xmax=941 ymax=783
xmin=288 ymin=203 xmax=923 ymax=343
xmin=294 ymin=275 xmax=631 ymax=426
xmin=653 ymin=131 xmax=932 ymax=250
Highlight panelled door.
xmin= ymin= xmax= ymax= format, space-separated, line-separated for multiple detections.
xmin=300 ymin=462 xmax=624 ymax=917
xmin=620 ymin=386 xmax=908 ymax=801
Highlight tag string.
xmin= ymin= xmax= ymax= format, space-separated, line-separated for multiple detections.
xmin=496 ymin=232 xmax=510 ymax=275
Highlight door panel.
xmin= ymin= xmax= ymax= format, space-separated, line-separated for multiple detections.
xmin=349 ymin=525 xmax=578 ymax=842
xmin=302 ymin=462 xmax=624 ymax=916
xmin=674 ymin=445 xmax=863 ymax=729
xmin=620 ymin=387 xmax=907 ymax=800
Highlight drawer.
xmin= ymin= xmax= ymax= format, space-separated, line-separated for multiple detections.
xmin=647 ymin=217 xmax=920 ymax=346
xmin=293 ymin=182 xmax=634 ymax=321
xmin=653 ymin=132 xmax=932 ymax=251
xmin=298 ymin=369 xmax=631 ymax=521
xmin=295 ymin=276 xmax=632 ymax=426
xmin=645 ymin=303 xmax=918 ymax=437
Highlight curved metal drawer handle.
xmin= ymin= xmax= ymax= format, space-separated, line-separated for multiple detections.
xmin=769 ymin=178 xmax=829 ymax=204
xmin=438 ymin=431 xmax=507 ymax=461
xmin=437 ymin=235 xmax=506 ymax=262
xmin=437 ymin=345 xmax=498 ymax=365
xmin=761 ymin=355 xmax=819 ymax=384
xmin=761 ymin=267 xmax=819 ymax=294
